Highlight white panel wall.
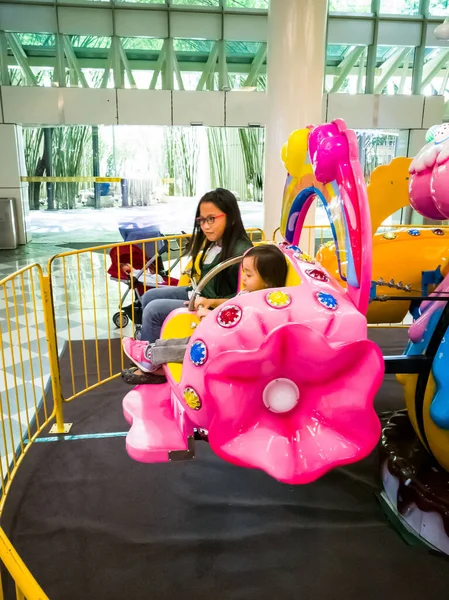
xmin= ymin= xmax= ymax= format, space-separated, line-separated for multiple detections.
xmin=117 ymin=90 xmax=171 ymax=125
xmin=173 ymin=91 xmax=225 ymax=126
xmin=171 ymin=12 xmax=221 ymax=40
xmin=0 ymin=124 xmax=30 ymax=244
xmin=377 ymin=21 xmax=422 ymax=46
xmin=328 ymin=18 xmax=374 ymax=45
xmin=226 ymin=92 xmax=267 ymax=126
xmin=115 ymin=9 xmax=168 ymax=38
xmin=423 ymin=96 xmax=445 ymax=128
xmin=0 ymin=4 xmax=57 ymax=33
xmin=327 ymin=94 xmax=376 ymax=128
xmin=0 ymin=87 xmax=445 ymax=130
xmin=223 ymin=14 xmax=267 ymax=42
xmin=60 ymin=89 xmax=117 ymax=125
xmin=58 ymin=7 xmax=113 ymax=36
xmin=1 ymin=87 xmax=62 ymax=124
xmin=409 ymin=129 xmax=427 ymax=157
xmin=426 ymin=22 xmax=449 ymax=47
xmin=1 ymin=87 xmax=117 ymax=125
xmin=0 ymin=124 xmax=21 ymax=186
xmin=327 ymin=94 xmax=444 ymax=129
xmin=376 ymin=95 xmax=424 ymax=129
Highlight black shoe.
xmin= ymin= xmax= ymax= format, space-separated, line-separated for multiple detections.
xmin=121 ymin=367 xmax=167 ymax=385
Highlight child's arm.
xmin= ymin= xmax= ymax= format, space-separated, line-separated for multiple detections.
xmin=194 ymin=297 xmax=228 ymax=311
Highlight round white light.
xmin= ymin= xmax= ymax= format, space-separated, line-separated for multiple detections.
xmin=435 ymin=18 xmax=449 ymax=40
xmin=263 ymin=378 xmax=300 ymax=414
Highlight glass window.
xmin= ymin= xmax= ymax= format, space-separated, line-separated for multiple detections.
xmin=375 ymin=45 xmax=415 ymax=95
xmin=173 ymin=39 xmax=214 ymax=90
xmin=421 ymin=48 xmax=449 ymax=100
xmin=325 ymin=44 xmax=367 ymax=94
xmin=226 ymin=0 xmax=269 ymax=8
xmin=119 ymin=39 xmax=164 ymax=88
xmin=6 ymin=34 xmax=55 ymax=87
xmin=380 ymin=0 xmax=420 ymax=14
xmin=226 ymin=41 xmax=266 ymax=90
xmin=429 ymin=0 xmax=449 ymax=16
xmin=57 ymin=0 xmax=111 ymax=3
xmin=70 ymin=36 xmax=111 ymax=49
xmin=173 ymin=39 xmax=214 ymax=52
xmin=172 ymin=0 xmax=220 ymax=6
xmin=15 ymin=34 xmax=56 ymax=47
xmin=329 ymin=0 xmax=372 ymax=13
xmin=121 ymin=37 xmax=164 ymax=51
xmin=116 ymin=0 xmax=165 ymax=3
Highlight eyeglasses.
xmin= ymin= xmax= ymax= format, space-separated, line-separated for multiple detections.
xmin=196 ymin=213 xmax=225 ymax=227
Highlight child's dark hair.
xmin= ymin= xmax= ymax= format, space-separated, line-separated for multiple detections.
xmin=186 ymin=188 xmax=251 ymax=294
xmin=245 ymin=245 xmax=288 ymax=288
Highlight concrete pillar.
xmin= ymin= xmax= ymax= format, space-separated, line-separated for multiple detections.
xmin=263 ymin=0 xmax=328 ymax=240
xmin=0 ymin=124 xmax=30 ymax=244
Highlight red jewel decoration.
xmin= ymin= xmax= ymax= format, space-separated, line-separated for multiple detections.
xmin=217 ymin=305 xmax=242 ymax=328
xmin=305 ymin=268 xmax=329 ymax=282
xmin=433 ymin=228 xmax=445 ymax=236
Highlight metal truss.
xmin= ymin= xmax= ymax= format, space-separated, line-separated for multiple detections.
xmin=0 ymin=32 xmax=267 ymax=92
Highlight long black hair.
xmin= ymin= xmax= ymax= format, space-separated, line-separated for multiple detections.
xmin=186 ymin=188 xmax=251 ymax=282
xmin=245 ymin=245 xmax=288 ymax=288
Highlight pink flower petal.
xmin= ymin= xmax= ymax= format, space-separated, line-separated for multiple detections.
xmin=205 ymin=323 xmax=384 ymax=484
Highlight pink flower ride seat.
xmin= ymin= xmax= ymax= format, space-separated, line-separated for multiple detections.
xmin=122 ymin=120 xmax=385 ymax=485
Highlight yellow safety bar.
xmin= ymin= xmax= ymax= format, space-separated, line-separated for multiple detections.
xmin=20 ymin=176 xmax=121 ymax=183
xmin=0 ymin=527 xmax=49 ymax=599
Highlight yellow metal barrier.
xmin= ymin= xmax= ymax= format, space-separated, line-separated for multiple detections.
xmin=20 ymin=176 xmax=122 ymax=183
xmin=0 ymin=265 xmax=61 ymax=598
xmin=272 ymin=225 xmax=332 ymax=255
xmin=47 ymin=228 xmax=265 ymax=405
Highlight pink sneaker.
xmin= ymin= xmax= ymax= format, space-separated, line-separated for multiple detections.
xmin=122 ymin=338 xmax=156 ymax=373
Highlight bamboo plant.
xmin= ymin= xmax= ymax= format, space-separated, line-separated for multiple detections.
xmin=53 ymin=126 xmax=92 ymax=209
xmin=207 ymin=128 xmax=229 ymax=190
xmin=174 ymin=127 xmax=200 ymax=197
xmin=239 ymin=127 xmax=265 ymax=202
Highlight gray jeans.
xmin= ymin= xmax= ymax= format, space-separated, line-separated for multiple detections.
xmin=150 ymin=336 xmax=191 ymax=367
xmin=140 ymin=285 xmax=190 ymax=343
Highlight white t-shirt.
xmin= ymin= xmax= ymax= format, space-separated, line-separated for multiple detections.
xmin=203 ymin=243 xmax=222 ymax=265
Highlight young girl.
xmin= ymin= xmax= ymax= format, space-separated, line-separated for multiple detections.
xmin=122 ymin=188 xmax=253 ymax=385
xmin=121 ymin=245 xmax=288 ymax=380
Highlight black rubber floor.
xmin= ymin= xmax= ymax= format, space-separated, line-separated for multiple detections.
xmin=4 ymin=330 xmax=449 ymax=600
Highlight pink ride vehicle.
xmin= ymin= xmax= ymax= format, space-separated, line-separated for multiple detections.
xmin=122 ymin=120 xmax=385 ymax=485
xmin=409 ymin=123 xmax=449 ymax=220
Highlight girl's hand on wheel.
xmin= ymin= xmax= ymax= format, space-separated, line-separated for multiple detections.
xmin=195 ymin=297 xmax=215 ymax=310
xmin=196 ymin=306 xmax=209 ymax=320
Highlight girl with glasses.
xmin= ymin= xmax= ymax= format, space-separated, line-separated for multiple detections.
xmin=122 ymin=188 xmax=253 ymax=385
xmin=121 ymin=245 xmax=288 ymax=380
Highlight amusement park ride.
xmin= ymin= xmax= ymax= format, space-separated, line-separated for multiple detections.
xmin=122 ymin=119 xmax=449 ymax=555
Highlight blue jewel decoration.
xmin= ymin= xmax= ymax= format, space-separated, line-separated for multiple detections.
xmin=316 ymin=292 xmax=338 ymax=311
xmin=286 ymin=245 xmax=301 ymax=252
xmin=189 ymin=340 xmax=208 ymax=366
xmin=408 ymin=229 xmax=420 ymax=237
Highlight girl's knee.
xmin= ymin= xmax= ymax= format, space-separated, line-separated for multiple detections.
xmin=143 ymin=299 xmax=168 ymax=321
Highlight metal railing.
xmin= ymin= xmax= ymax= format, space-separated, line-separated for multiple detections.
xmin=46 ymin=228 xmax=264 ymax=404
xmin=0 ymin=264 xmax=58 ymax=599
